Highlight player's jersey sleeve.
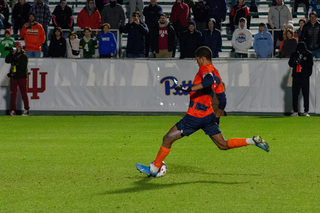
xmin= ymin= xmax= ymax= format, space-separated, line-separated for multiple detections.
xmin=212 ymin=68 xmax=224 ymax=94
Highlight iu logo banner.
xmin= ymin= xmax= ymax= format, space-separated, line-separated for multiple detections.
xmin=27 ymin=68 xmax=48 ymax=99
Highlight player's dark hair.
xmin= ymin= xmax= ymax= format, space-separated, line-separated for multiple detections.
xmin=194 ymin=46 xmax=212 ymax=61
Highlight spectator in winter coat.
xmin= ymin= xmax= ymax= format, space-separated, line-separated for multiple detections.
xmin=30 ymin=0 xmax=52 ymax=57
xmin=101 ymin=0 xmax=125 ymax=29
xmin=77 ymin=0 xmax=101 ymax=30
xmin=122 ymin=11 xmax=149 ymax=58
xmin=231 ymin=17 xmax=252 ymax=58
xmin=0 ymin=29 xmax=15 ymax=57
xmin=150 ymin=13 xmax=176 ymax=58
xmin=66 ymin=32 xmax=80 ymax=58
xmin=0 ymin=0 xmax=11 ymax=29
xmin=300 ymin=12 xmax=320 ymax=58
xmin=296 ymin=18 xmax=305 ymax=38
xmin=98 ymin=23 xmax=117 ymax=58
xmin=52 ymin=0 xmax=73 ymax=38
xmin=143 ymin=0 xmax=163 ymax=57
xmin=253 ymin=22 xmax=273 ymax=58
xmin=229 ymin=0 xmax=251 ymax=32
xmin=12 ymin=0 xmax=31 ymax=36
xmin=170 ymin=0 xmax=189 ymax=38
xmin=179 ymin=21 xmax=202 ymax=59
xmin=95 ymin=0 xmax=122 ymax=13
xmin=20 ymin=13 xmax=46 ymax=58
xmin=268 ymin=0 xmax=292 ymax=55
xmin=280 ymin=29 xmax=297 ymax=58
xmin=203 ymin=18 xmax=221 ymax=58
xmin=279 ymin=23 xmax=298 ymax=54
xmin=206 ymin=0 xmax=227 ymax=31
xmin=192 ymin=0 xmax=209 ymax=33
xmin=48 ymin=27 xmax=66 ymax=58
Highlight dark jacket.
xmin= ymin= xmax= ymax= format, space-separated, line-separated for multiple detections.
xmin=192 ymin=1 xmax=209 ymax=23
xmin=0 ymin=2 xmax=11 ymax=28
xmin=48 ymin=36 xmax=66 ymax=57
xmin=229 ymin=4 xmax=251 ymax=31
xmin=203 ymin=20 xmax=222 ymax=58
xmin=5 ymin=51 xmax=28 ymax=79
xmin=150 ymin=21 xmax=176 ymax=53
xmin=300 ymin=20 xmax=320 ymax=51
xmin=179 ymin=29 xmax=203 ymax=59
xmin=143 ymin=3 xmax=163 ymax=29
xmin=206 ymin=0 xmax=227 ymax=21
xmin=288 ymin=42 xmax=313 ymax=79
xmin=122 ymin=21 xmax=149 ymax=55
xmin=280 ymin=38 xmax=297 ymax=58
xmin=12 ymin=2 xmax=31 ymax=30
xmin=52 ymin=4 xmax=73 ymax=29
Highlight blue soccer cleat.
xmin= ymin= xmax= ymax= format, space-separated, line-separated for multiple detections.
xmin=136 ymin=163 xmax=150 ymax=176
xmin=136 ymin=163 xmax=158 ymax=178
xmin=253 ymin=135 xmax=270 ymax=152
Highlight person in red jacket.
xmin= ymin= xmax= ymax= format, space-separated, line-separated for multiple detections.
xmin=169 ymin=0 xmax=189 ymax=38
xmin=20 ymin=13 xmax=45 ymax=58
xmin=229 ymin=0 xmax=251 ymax=32
xmin=77 ymin=0 xmax=101 ymax=31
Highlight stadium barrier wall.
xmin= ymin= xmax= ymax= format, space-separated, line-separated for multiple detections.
xmin=0 ymin=58 xmax=319 ymax=114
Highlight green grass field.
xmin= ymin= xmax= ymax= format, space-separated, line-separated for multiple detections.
xmin=0 ymin=115 xmax=319 ymax=212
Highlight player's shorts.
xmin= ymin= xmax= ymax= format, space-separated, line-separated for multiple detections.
xmin=175 ymin=113 xmax=221 ymax=136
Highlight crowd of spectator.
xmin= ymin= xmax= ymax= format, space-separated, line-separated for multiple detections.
xmin=1 ymin=0 xmax=320 ymax=59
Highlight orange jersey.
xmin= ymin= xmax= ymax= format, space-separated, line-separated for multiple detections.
xmin=187 ymin=63 xmax=224 ymax=118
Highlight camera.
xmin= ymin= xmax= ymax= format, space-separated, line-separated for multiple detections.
xmin=4 ymin=47 xmax=17 ymax=54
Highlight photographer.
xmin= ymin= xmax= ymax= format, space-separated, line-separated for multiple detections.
xmin=121 ymin=11 xmax=148 ymax=58
xmin=5 ymin=41 xmax=30 ymax=116
xmin=288 ymin=41 xmax=313 ymax=117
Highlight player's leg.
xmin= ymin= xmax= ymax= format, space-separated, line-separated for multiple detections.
xmin=210 ymin=133 xmax=269 ymax=152
xmin=150 ymin=125 xmax=184 ymax=175
xmin=150 ymin=114 xmax=200 ymax=175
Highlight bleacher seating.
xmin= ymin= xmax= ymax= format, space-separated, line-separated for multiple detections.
xmin=2 ymin=0 xmax=309 ymax=58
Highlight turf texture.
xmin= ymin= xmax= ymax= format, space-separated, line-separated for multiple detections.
xmin=0 ymin=115 xmax=319 ymax=212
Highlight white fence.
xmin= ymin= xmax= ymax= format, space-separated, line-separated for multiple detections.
xmin=0 ymin=58 xmax=319 ymax=114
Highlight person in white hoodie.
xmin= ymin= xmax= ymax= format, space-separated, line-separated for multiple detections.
xmin=231 ymin=17 xmax=252 ymax=58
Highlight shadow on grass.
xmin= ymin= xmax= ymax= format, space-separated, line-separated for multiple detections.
xmin=100 ymin=164 xmax=253 ymax=195
xmin=166 ymin=164 xmax=261 ymax=176
xmin=103 ymin=178 xmax=247 ymax=195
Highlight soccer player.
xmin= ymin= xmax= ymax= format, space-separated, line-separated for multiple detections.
xmin=136 ymin=46 xmax=269 ymax=177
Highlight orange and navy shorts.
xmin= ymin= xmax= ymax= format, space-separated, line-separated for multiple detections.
xmin=175 ymin=113 xmax=221 ymax=136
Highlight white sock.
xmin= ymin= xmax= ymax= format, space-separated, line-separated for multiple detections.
xmin=150 ymin=163 xmax=159 ymax=173
xmin=246 ymin=138 xmax=255 ymax=145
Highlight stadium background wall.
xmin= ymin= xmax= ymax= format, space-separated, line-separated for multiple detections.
xmin=0 ymin=59 xmax=319 ymax=114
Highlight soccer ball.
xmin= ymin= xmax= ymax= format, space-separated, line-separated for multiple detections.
xmin=156 ymin=161 xmax=167 ymax=178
